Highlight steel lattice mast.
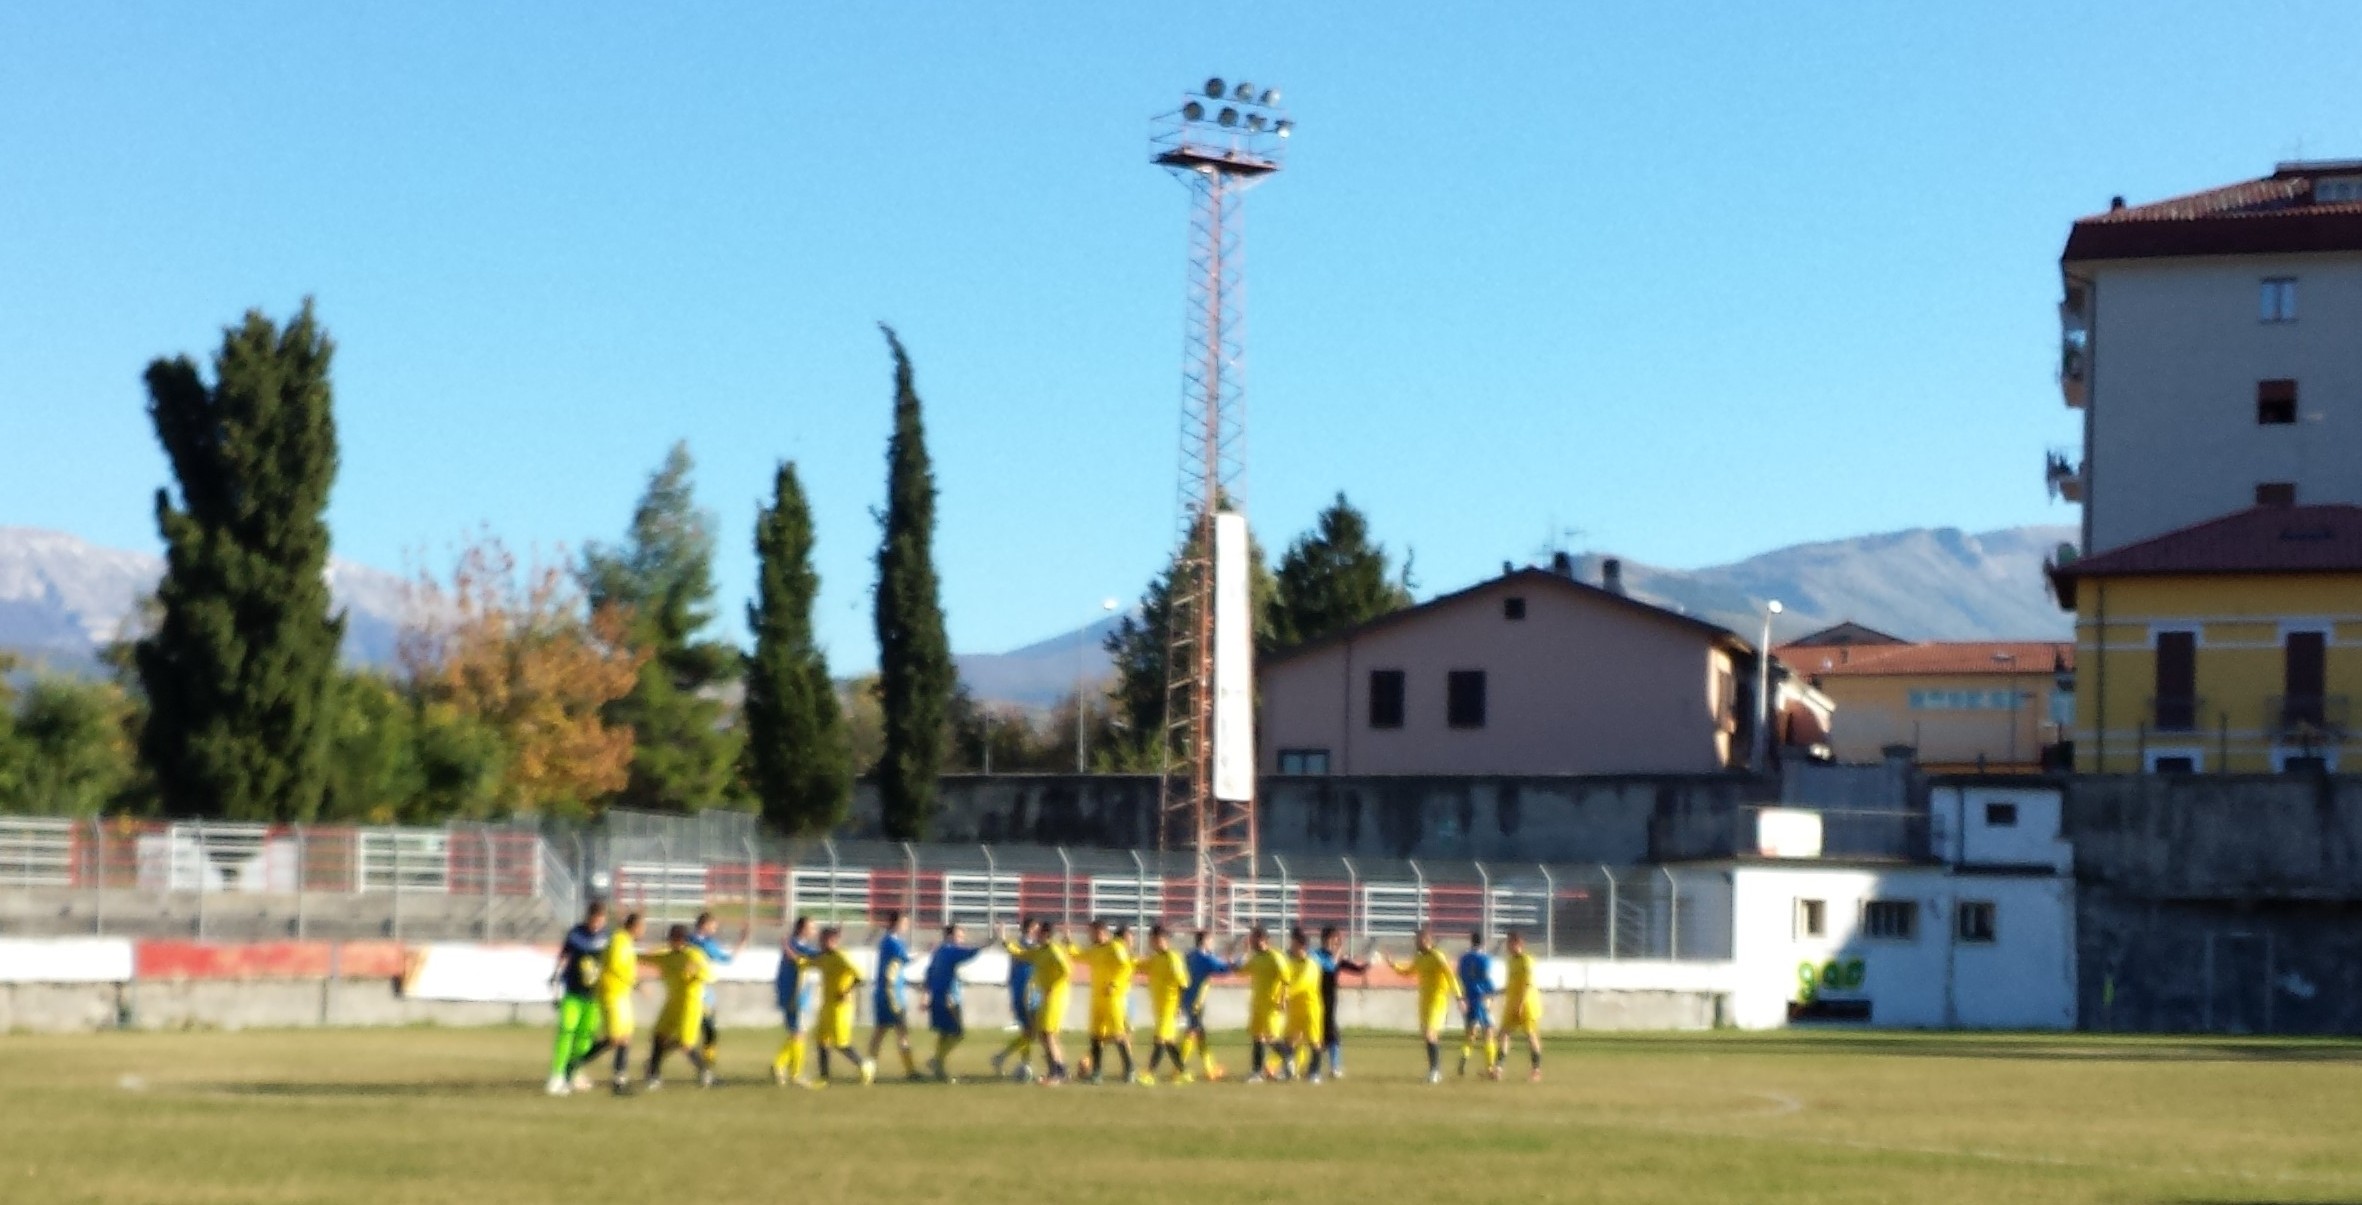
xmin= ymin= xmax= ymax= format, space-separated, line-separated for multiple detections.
xmin=1150 ymin=77 xmax=1291 ymax=922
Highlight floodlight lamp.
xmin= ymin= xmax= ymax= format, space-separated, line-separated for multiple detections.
xmin=1234 ymin=81 xmax=1255 ymax=100
xmin=1246 ymin=114 xmax=1267 ymax=131
xmin=1218 ymin=107 xmax=1238 ymax=127
xmin=1182 ymin=101 xmax=1205 ymax=121
xmin=1205 ymin=77 xmax=1226 ymax=98
xmin=1274 ymin=119 xmax=1293 ymax=137
xmin=1260 ymin=88 xmax=1279 ymax=105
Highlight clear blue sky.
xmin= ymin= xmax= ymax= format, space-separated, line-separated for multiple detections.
xmin=4 ymin=4 xmax=2357 ymax=668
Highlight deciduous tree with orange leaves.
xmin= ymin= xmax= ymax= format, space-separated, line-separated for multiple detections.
xmin=399 ymin=535 xmax=647 ymax=819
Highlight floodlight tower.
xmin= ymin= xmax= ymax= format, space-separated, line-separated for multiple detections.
xmin=1151 ymin=77 xmax=1292 ymax=919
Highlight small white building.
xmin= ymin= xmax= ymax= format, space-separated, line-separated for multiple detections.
xmin=1718 ymin=783 xmax=2077 ymax=1029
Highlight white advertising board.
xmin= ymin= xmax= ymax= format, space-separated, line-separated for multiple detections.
xmin=1211 ymin=511 xmax=1255 ymax=803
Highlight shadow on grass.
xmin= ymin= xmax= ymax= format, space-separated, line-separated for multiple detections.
xmin=1583 ymin=1032 xmax=2362 ymax=1066
xmin=208 ymin=1076 xmax=1042 ymax=1098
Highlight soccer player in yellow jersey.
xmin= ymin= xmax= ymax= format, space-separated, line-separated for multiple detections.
xmin=639 ymin=923 xmax=716 ymax=1090
xmin=1139 ymin=925 xmax=1189 ymax=1083
xmin=1280 ymin=928 xmax=1325 ymax=1083
xmin=1010 ymin=921 xmax=1080 ymax=1084
xmin=1080 ymin=921 xmax=1142 ymax=1085
xmin=1237 ymin=927 xmax=1291 ymax=1083
xmin=811 ymin=925 xmax=877 ymax=1085
xmin=1383 ymin=927 xmax=1464 ymax=1084
xmin=1492 ymin=931 xmax=1544 ymax=1082
xmin=592 ymin=912 xmax=646 ymax=1095
xmin=990 ymin=918 xmax=1044 ymax=1082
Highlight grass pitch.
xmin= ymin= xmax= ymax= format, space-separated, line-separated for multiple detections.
xmin=6 ymin=1027 xmax=2362 ymax=1203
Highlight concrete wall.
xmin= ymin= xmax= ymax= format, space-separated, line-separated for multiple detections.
xmin=1 ymin=978 xmax=1725 ymax=1035
xmin=2064 ymin=772 xmax=2362 ymax=1032
xmin=846 ymin=773 xmax=1773 ymax=865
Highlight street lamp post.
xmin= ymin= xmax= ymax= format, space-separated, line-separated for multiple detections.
xmin=1078 ymin=598 xmax=1120 ymax=773
xmin=1754 ymin=600 xmax=1784 ymax=771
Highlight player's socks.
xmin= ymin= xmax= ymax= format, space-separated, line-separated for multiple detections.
xmin=817 ymin=1048 xmax=833 ymax=1079
xmin=1249 ymin=1039 xmax=1266 ymax=1075
xmin=1117 ymin=1043 xmax=1134 ymax=1080
xmin=1426 ymin=1040 xmax=1441 ymax=1075
xmin=899 ymin=1046 xmax=920 ymax=1077
xmin=1457 ymin=1041 xmax=1472 ymax=1075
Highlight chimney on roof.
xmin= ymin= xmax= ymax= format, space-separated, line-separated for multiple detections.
xmin=1601 ymin=557 xmax=1625 ymax=595
xmin=2109 ymin=195 xmax=2126 ymax=211
xmin=1550 ymin=550 xmax=1574 ymax=578
xmin=1501 ymin=559 xmax=1514 ymax=576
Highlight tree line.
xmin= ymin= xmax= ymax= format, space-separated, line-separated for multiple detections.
xmin=0 ymin=304 xmax=1412 ymax=837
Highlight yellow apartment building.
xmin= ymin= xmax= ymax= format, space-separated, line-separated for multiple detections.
xmin=2049 ymin=504 xmax=2362 ymax=773
xmin=1778 ymin=636 xmax=2073 ymax=774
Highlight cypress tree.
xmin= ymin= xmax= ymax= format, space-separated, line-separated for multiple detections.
xmin=582 ymin=441 xmax=742 ymax=812
xmin=742 ymin=461 xmax=852 ymax=835
xmin=135 ymin=303 xmax=344 ymax=821
xmin=871 ymin=327 xmax=953 ymax=840
xmin=1270 ymin=492 xmax=1414 ymax=648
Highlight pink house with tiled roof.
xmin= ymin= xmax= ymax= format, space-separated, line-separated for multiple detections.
xmin=2057 ymin=160 xmax=2362 ymax=557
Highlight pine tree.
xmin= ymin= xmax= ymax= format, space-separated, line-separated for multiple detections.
xmin=582 ymin=441 xmax=742 ymax=812
xmin=872 ymin=327 xmax=954 ymax=840
xmin=1270 ymin=492 xmax=1414 ymax=648
xmin=135 ymin=303 xmax=344 ymax=821
xmin=742 ymin=461 xmax=853 ymax=835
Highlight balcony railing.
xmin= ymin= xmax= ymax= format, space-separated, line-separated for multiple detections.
xmin=2266 ymin=694 xmax=2351 ymax=743
xmin=2059 ymin=337 xmax=2088 ymax=408
xmin=2045 ymin=448 xmax=2084 ymax=503
xmin=2147 ymin=694 xmax=2205 ymax=734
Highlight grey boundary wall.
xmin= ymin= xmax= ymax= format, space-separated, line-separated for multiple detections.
xmin=844 ymin=773 xmax=1774 ymax=864
xmin=0 ymin=981 xmax=1725 ymax=1036
xmin=2062 ymin=773 xmax=2362 ymax=1035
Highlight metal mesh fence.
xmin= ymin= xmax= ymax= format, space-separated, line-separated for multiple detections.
xmin=0 ymin=810 xmax=1738 ymax=959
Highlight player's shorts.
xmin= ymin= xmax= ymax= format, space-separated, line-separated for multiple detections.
xmin=930 ymin=1000 xmax=963 ymax=1037
xmin=1417 ymin=994 xmax=1450 ymax=1035
xmin=1183 ymin=1000 xmax=1207 ymax=1033
xmin=1034 ymin=989 xmax=1069 ymax=1035
xmin=1152 ymin=1005 xmax=1181 ymax=1044
xmin=780 ymin=1000 xmax=803 ymax=1032
xmin=1463 ymin=999 xmax=1494 ymax=1029
xmin=1501 ymin=991 xmax=1541 ymax=1037
xmin=1010 ymin=993 xmax=1036 ymax=1033
xmin=1285 ymin=1004 xmax=1322 ymax=1042
xmin=1089 ymin=996 xmax=1129 ymax=1040
xmin=874 ymin=995 xmax=908 ymax=1028
xmin=657 ymin=998 xmax=703 ymax=1047
xmin=817 ymin=1007 xmax=854 ymax=1050
xmin=1248 ymin=1004 xmax=1283 ymax=1041
xmin=598 ymin=991 xmax=635 ymax=1041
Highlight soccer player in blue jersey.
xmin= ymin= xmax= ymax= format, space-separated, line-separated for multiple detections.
xmin=867 ymin=910 xmax=924 ymax=1080
xmin=991 ymin=918 xmax=1042 ymax=1082
xmin=1313 ymin=925 xmax=1370 ymax=1079
xmin=770 ymin=916 xmax=819 ymax=1087
xmin=688 ymin=911 xmax=748 ymax=1077
xmin=1179 ymin=929 xmax=1233 ymax=1081
xmin=1456 ymin=930 xmax=1498 ymax=1078
xmin=921 ymin=922 xmax=985 ymax=1081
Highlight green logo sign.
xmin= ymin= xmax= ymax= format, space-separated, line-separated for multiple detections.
xmin=1796 ymin=958 xmax=1866 ymax=1003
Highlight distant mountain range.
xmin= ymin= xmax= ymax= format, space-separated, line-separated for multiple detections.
xmin=0 ymin=523 xmax=2073 ymax=702
xmin=1569 ymin=524 xmax=2076 ymax=645
xmin=0 ymin=527 xmax=412 ymax=673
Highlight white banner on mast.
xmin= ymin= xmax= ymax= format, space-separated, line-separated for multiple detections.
xmin=1211 ymin=511 xmax=1255 ymax=803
